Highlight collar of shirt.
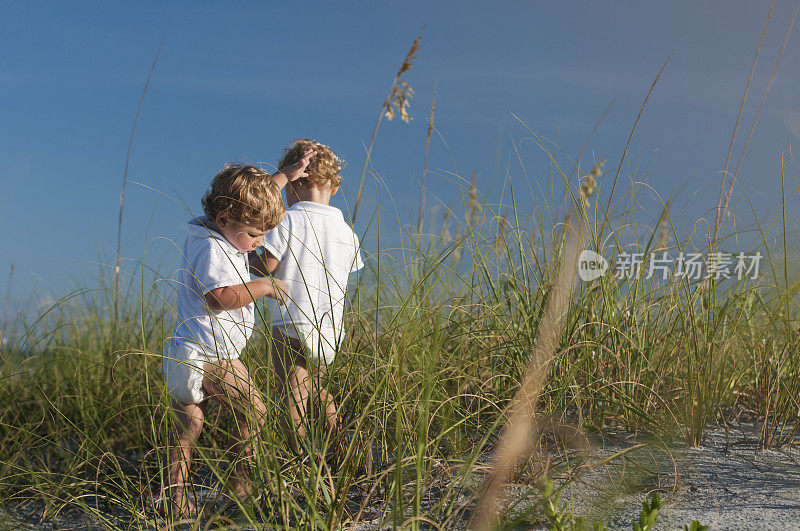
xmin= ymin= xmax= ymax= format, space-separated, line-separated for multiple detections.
xmin=289 ymin=201 xmax=343 ymax=219
xmin=186 ymin=216 xmax=244 ymax=256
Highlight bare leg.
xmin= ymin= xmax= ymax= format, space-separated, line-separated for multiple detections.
xmin=202 ymin=358 xmax=267 ymax=501
xmin=311 ymin=366 xmax=341 ymax=460
xmin=224 ymin=409 xmax=253 ymax=501
xmin=272 ymin=327 xmax=339 ymax=455
xmin=317 ymin=387 xmax=338 ymax=437
xmin=159 ymin=398 xmax=206 ymax=518
xmin=288 ymin=363 xmax=312 ymax=440
xmin=272 ymin=328 xmax=310 ymax=451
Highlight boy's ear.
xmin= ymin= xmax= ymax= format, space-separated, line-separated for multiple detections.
xmin=330 ymin=185 xmax=339 ymax=197
xmin=215 ymin=211 xmax=229 ymax=228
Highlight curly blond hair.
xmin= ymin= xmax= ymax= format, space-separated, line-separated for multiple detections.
xmin=278 ymin=139 xmax=343 ymax=190
xmin=202 ymin=164 xmax=284 ymax=231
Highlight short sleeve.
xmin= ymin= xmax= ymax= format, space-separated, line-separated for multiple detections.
xmin=263 ymin=218 xmax=290 ymax=261
xmin=187 ymin=237 xmax=247 ymax=295
xmin=350 ymin=233 xmax=365 ymax=273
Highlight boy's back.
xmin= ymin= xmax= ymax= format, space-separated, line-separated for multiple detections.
xmin=263 ymin=200 xmax=363 ymax=338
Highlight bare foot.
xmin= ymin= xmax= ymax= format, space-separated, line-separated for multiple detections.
xmin=154 ymin=493 xmax=198 ymax=520
xmin=222 ymin=478 xmax=253 ymax=504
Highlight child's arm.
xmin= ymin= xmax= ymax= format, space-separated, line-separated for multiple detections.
xmin=204 ymin=277 xmax=287 ymax=311
xmin=270 ymin=148 xmax=316 ymax=190
xmin=248 ymin=249 xmax=281 ymax=277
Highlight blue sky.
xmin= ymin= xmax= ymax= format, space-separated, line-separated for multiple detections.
xmin=2 ymin=1 xmax=799 ymax=321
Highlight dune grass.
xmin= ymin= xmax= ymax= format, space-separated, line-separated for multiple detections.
xmin=0 ymin=137 xmax=797 ymax=529
xmin=2 ymin=23 xmax=800 ymax=527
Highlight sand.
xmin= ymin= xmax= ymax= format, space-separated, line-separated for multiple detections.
xmin=8 ymin=422 xmax=800 ymax=529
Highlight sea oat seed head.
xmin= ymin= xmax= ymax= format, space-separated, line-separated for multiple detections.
xmin=579 ymin=158 xmax=605 ymax=207
xmin=468 ymin=172 xmax=482 ymax=225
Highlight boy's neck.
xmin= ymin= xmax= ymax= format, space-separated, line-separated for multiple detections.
xmin=288 ymin=185 xmax=333 ymax=207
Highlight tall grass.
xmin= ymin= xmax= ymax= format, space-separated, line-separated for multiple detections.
xmin=1 ymin=136 xmax=796 ymax=528
xmin=114 ymin=41 xmax=164 ymax=337
xmin=3 ymin=31 xmax=800 ymax=529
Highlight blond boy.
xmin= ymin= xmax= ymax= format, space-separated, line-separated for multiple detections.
xmin=251 ymin=139 xmax=364 ymax=455
xmin=158 ymin=152 xmax=314 ymax=518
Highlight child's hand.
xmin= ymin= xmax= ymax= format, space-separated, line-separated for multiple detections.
xmin=265 ymin=278 xmax=289 ymax=305
xmin=270 ymin=149 xmax=316 ymax=190
xmin=282 ymin=148 xmax=317 ymax=182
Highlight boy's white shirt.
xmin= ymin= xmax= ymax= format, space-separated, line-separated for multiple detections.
xmin=169 ymin=216 xmax=254 ymax=360
xmin=263 ymin=201 xmax=364 ymax=341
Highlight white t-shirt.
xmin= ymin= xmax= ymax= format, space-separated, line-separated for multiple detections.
xmin=263 ymin=201 xmax=364 ymax=339
xmin=169 ymin=216 xmax=254 ymax=360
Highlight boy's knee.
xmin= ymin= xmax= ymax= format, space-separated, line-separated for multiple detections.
xmin=238 ymin=399 xmax=268 ymax=429
xmin=319 ymin=388 xmax=335 ymax=404
xmin=172 ymin=401 xmax=205 ymax=441
xmin=289 ymin=365 xmax=310 ymax=386
xmin=188 ymin=414 xmax=204 ymax=440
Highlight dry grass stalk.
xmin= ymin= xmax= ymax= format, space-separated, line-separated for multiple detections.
xmin=718 ymin=3 xmax=796 ymax=243
xmin=556 ymin=102 xmax=614 ymax=222
xmin=654 ymin=201 xmax=671 ymax=252
xmin=384 ymin=31 xmax=421 ymax=122
xmin=579 ymin=159 xmax=604 ymax=208
xmin=597 ymin=55 xmax=671 ymax=247
xmin=453 ymin=226 xmax=462 ymax=262
xmin=494 ymin=212 xmax=508 ymax=252
xmin=473 ymin=192 xmax=590 ymax=530
xmin=114 ymin=40 xmax=164 ymax=335
xmin=353 ymin=30 xmax=423 ymax=223
xmin=440 ymin=209 xmax=452 ymax=241
xmin=417 ymin=79 xmax=437 ymax=234
xmin=468 ymin=171 xmax=482 ymax=228
xmin=553 ymin=159 xmax=602 ymax=259
xmin=711 ymin=0 xmax=774 ymax=252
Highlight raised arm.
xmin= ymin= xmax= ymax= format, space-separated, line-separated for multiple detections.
xmin=204 ymin=277 xmax=286 ymax=311
xmin=270 ymin=148 xmax=316 ymax=190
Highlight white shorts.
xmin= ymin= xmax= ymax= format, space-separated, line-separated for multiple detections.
xmin=160 ymin=341 xmax=232 ymax=404
xmin=276 ymin=323 xmax=339 ymax=365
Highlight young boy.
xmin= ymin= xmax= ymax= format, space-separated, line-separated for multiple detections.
xmin=251 ymin=139 xmax=364 ymax=456
xmin=158 ymin=151 xmax=314 ymax=518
